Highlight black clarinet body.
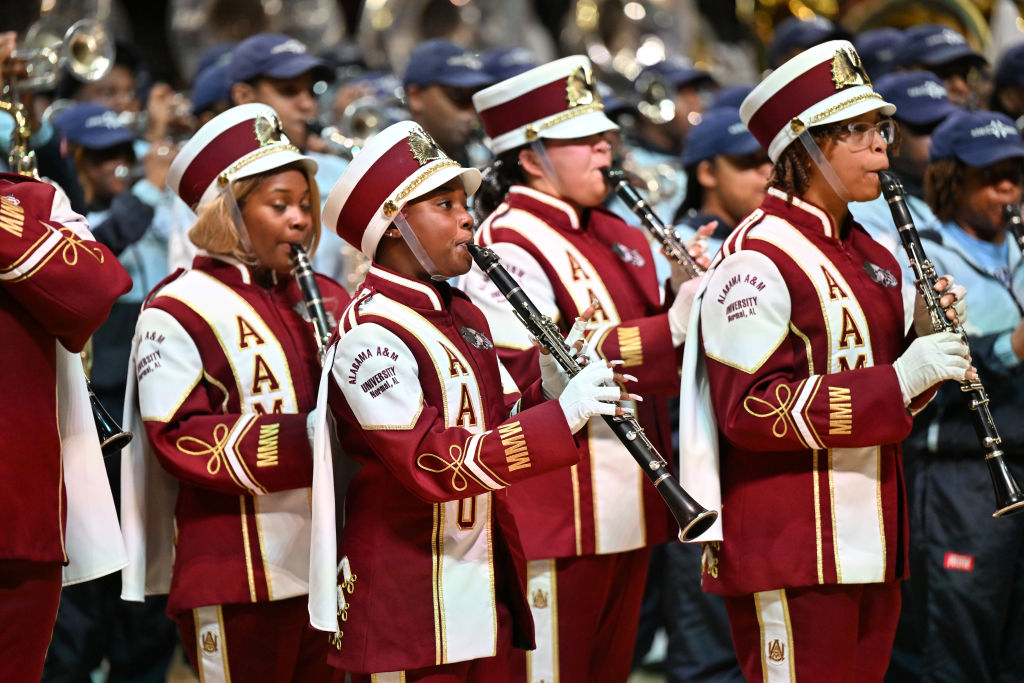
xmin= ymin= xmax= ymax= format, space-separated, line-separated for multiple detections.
xmin=467 ymin=243 xmax=718 ymax=540
xmin=879 ymin=170 xmax=1024 ymax=517
xmin=602 ymin=167 xmax=705 ymax=279
xmin=290 ymin=243 xmax=333 ymax=361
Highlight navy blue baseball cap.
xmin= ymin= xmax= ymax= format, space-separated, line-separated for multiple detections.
xmin=768 ymin=16 xmax=848 ymax=68
xmin=638 ymin=56 xmax=714 ymax=90
xmin=874 ymin=71 xmax=959 ymax=127
xmin=403 ymin=39 xmax=494 ymax=89
xmin=930 ymin=110 xmax=1024 ymax=166
xmin=994 ymin=44 xmax=1024 ymax=88
xmin=682 ymin=107 xmax=763 ymax=167
xmin=482 ymin=46 xmax=538 ymax=82
xmin=194 ymin=42 xmax=235 ymax=80
xmin=709 ymin=84 xmax=753 ymax=110
xmin=54 ymin=103 xmax=135 ymax=150
xmin=192 ymin=62 xmax=231 ymax=115
xmin=895 ymin=24 xmax=985 ymax=69
xmin=854 ymin=28 xmax=903 ymax=79
xmin=228 ymin=33 xmax=333 ymax=85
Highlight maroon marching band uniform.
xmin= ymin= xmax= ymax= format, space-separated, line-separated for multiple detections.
xmin=126 ymin=252 xmax=349 ymax=680
xmin=321 ymin=265 xmax=581 ymax=676
xmin=462 ymin=185 xmax=678 ymax=680
xmin=0 ymin=174 xmax=131 ymax=679
xmin=690 ymin=188 xmax=933 ymax=680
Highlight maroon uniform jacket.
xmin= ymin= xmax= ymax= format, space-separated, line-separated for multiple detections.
xmin=322 ymin=266 xmax=580 ymax=673
xmin=124 ymin=253 xmax=349 ymax=614
xmin=694 ymin=188 xmax=929 ymax=596
xmin=0 ymin=174 xmax=130 ymax=564
xmin=461 ymin=185 xmax=677 ymax=559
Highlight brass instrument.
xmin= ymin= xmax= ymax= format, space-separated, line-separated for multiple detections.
xmin=881 ymin=171 xmax=1024 ymax=517
xmin=9 ymin=18 xmax=113 ymax=91
xmin=2 ymin=18 xmax=131 ymax=457
xmin=467 ymin=243 xmax=718 ymax=540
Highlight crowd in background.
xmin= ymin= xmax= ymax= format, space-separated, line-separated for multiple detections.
xmin=3 ymin=1 xmax=1024 ymax=681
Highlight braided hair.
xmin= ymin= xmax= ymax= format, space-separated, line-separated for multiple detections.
xmin=767 ymin=125 xmax=840 ymax=199
xmin=923 ymin=158 xmax=964 ymax=222
xmin=474 ymin=148 xmax=526 ymax=224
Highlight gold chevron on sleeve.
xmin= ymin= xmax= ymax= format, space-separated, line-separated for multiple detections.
xmin=0 ymin=197 xmax=24 ymax=238
xmin=497 ymin=421 xmax=531 ymax=471
xmin=256 ymin=423 xmax=280 ymax=467
xmin=616 ymin=326 xmax=643 ymax=368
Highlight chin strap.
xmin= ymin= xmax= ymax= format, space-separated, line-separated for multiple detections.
xmin=796 ymin=130 xmax=851 ymax=203
xmin=530 ymin=139 xmax=563 ymax=194
xmin=392 ymin=210 xmax=445 ymax=281
xmin=220 ymin=181 xmax=259 ymax=265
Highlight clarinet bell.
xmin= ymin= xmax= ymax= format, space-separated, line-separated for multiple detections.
xmin=88 ymin=380 xmax=133 ymax=457
xmin=989 ymin=454 xmax=1024 ymax=517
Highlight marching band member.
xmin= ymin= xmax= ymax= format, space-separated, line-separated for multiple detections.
xmin=905 ymin=110 xmax=1024 ymax=682
xmin=120 ymin=103 xmax=350 ymax=682
xmin=0 ymin=171 xmax=132 ymax=683
xmin=463 ymin=55 xmax=701 ymax=682
xmin=680 ymin=41 xmax=971 ymax=680
xmin=310 ymin=119 xmax=627 ymax=680
xmin=0 ymin=31 xmax=132 ymax=680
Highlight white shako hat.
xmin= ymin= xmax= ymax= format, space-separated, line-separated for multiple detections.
xmin=322 ymin=120 xmax=482 ymax=259
xmin=740 ymin=40 xmax=896 ymax=162
xmin=168 ymin=103 xmax=318 ymax=211
xmin=473 ymin=54 xmax=619 ymax=156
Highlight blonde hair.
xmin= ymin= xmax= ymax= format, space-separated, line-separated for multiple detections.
xmin=188 ymin=162 xmax=322 ymax=261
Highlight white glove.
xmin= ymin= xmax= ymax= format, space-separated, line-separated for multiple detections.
xmin=558 ymin=361 xmax=621 ymax=433
xmin=539 ymin=316 xmax=591 ymax=399
xmin=913 ymin=274 xmax=967 ymax=336
xmin=539 ymin=347 xmax=571 ymax=399
xmin=668 ymin=277 xmax=702 ymax=346
xmin=892 ymin=331 xmax=971 ymax=404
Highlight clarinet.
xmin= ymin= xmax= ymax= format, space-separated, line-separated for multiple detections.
xmin=602 ymin=167 xmax=705 ymax=279
xmin=467 ymin=243 xmax=718 ymax=540
xmin=880 ymin=171 xmax=1024 ymax=517
xmin=290 ymin=244 xmax=333 ymax=361
xmin=1004 ymin=203 xmax=1024 ymax=255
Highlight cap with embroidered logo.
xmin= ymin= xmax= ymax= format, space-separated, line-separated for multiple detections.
xmin=322 ymin=120 xmax=482 ymax=259
xmin=403 ymin=39 xmax=494 ymax=89
xmin=874 ymin=71 xmax=958 ymax=127
xmin=740 ymin=40 xmax=895 ymax=162
xmin=854 ymin=28 xmax=903 ymax=79
xmin=228 ymin=33 xmax=333 ymax=86
xmin=167 ymin=103 xmax=318 ymax=211
xmin=929 ymin=110 xmax=1024 ymax=167
xmin=473 ymin=55 xmax=618 ymax=156
xmin=894 ymin=24 xmax=985 ymax=70
xmin=54 ymin=103 xmax=135 ymax=150
xmin=482 ymin=46 xmax=539 ymax=82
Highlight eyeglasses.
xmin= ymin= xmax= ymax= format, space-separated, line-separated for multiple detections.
xmin=837 ymin=119 xmax=897 ymax=148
